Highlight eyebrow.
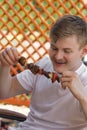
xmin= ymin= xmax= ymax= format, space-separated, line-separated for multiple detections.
xmin=50 ymin=43 xmax=57 ymax=47
xmin=63 ymin=48 xmax=72 ymax=50
xmin=51 ymin=43 xmax=72 ymax=49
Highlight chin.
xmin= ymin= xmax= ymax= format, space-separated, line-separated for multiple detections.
xmin=54 ymin=66 xmax=69 ymax=73
xmin=54 ymin=68 xmax=64 ymax=73
xmin=53 ymin=63 xmax=68 ymax=73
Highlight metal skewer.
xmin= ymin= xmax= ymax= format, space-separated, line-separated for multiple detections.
xmin=18 ymin=56 xmax=60 ymax=83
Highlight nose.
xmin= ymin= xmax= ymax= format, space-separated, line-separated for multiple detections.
xmin=54 ymin=51 xmax=64 ymax=60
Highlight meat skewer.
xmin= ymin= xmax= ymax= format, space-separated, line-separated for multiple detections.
xmin=18 ymin=56 xmax=60 ymax=83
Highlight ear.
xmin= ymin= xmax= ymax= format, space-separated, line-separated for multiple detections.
xmin=81 ymin=45 xmax=87 ymax=57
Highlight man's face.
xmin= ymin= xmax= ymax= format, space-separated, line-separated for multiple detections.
xmin=49 ymin=35 xmax=84 ymax=73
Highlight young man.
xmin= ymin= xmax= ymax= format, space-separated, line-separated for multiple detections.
xmin=0 ymin=15 xmax=87 ymax=130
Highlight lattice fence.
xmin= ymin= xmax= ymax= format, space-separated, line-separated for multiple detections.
xmin=0 ymin=1 xmax=87 ymax=68
xmin=0 ymin=0 xmax=87 ymax=106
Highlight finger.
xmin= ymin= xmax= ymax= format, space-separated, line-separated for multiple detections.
xmin=5 ymin=47 xmax=19 ymax=61
xmin=60 ymin=77 xmax=72 ymax=83
xmin=2 ymin=50 xmax=15 ymax=65
xmin=61 ymin=81 xmax=69 ymax=89
xmin=5 ymin=47 xmax=15 ymax=62
xmin=61 ymin=82 xmax=67 ymax=89
xmin=11 ymin=47 xmax=20 ymax=61
xmin=62 ymin=71 xmax=75 ymax=77
xmin=0 ymin=52 xmax=10 ymax=66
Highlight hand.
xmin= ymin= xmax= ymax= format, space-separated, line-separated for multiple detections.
xmin=60 ymin=71 xmax=85 ymax=100
xmin=0 ymin=47 xmax=19 ymax=66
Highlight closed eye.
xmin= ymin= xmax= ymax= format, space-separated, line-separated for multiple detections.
xmin=63 ymin=49 xmax=72 ymax=53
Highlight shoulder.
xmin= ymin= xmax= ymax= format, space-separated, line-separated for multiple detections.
xmin=80 ymin=63 xmax=87 ymax=86
xmin=80 ymin=63 xmax=87 ymax=77
xmin=82 ymin=63 xmax=87 ymax=74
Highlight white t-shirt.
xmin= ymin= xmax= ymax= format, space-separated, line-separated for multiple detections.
xmin=8 ymin=56 xmax=87 ymax=130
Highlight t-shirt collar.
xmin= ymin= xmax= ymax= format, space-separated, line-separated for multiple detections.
xmin=75 ymin=62 xmax=86 ymax=75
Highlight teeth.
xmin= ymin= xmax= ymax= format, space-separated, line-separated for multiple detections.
xmin=56 ymin=62 xmax=64 ymax=64
xmin=56 ymin=61 xmax=65 ymax=64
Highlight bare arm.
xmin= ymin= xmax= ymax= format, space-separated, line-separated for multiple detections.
xmin=0 ymin=47 xmax=28 ymax=99
xmin=60 ymin=71 xmax=87 ymax=119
